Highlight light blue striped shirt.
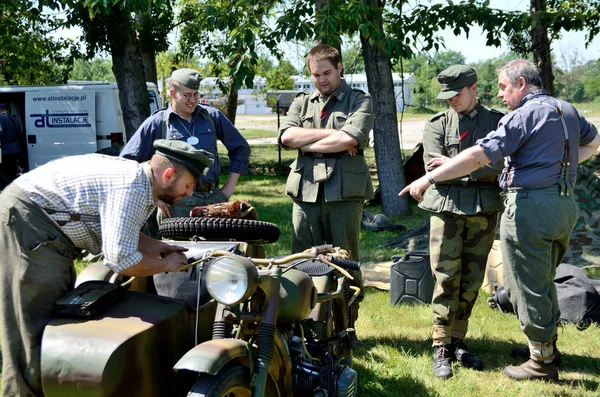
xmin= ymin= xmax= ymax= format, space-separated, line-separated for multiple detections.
xmin=16 ymin=154 xmax=156 ymax=272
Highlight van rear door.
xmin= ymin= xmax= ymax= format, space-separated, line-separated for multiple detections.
xmin=26 ymin=90 xmax=96 ymax=168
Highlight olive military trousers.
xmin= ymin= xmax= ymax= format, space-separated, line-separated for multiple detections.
xmin=501 ymin=185 xmax=578 ymax=344
xmin=430 ymin=212 xmax=498 ymax=344
xmin=291 ymin=195 xmax=364 ymax=302
xmin=0 ymin=183 xmax=79 ymax=397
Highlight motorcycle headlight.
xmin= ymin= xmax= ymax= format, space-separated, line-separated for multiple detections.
xmin=205 ymin=256 xmax=258 ymax=305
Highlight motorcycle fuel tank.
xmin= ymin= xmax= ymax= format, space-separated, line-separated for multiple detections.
xmin=278 ymin=269 xmax=317 ymax=324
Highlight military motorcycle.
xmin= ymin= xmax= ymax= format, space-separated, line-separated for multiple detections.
xmin=177 ymin=244 xmax=361 ymax=397
xmin=39 ymin=226 xmax=360 ymax=396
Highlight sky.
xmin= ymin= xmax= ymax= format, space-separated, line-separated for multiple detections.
xmin=53 ymin=0 xmax=600 ymax=70
xmin=433 ymin=0 xmax=600 ymax=65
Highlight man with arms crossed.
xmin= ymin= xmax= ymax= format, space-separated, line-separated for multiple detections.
xmin=279 ymin=44 xmax=374 ymax=343
xmin=401 ymin=59 xmax=600 ymax=382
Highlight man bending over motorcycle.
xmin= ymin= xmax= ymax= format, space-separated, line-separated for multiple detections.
xmin=0 ymin=139 xmax=212 ymax=397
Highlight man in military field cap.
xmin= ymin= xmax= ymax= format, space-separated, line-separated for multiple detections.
xmin=436 ymin=65 xmax=478 ymax=100
xmin=0 ymin=139 xmax=212 ymax=396
xmin=418 ymin=64 xmax=505 ymax=379
xmin=121 ymin=67 xmax=250 ymax=237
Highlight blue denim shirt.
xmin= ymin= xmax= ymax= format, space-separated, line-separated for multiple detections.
xmin=120 ymin=104 xmax=250 ymax=183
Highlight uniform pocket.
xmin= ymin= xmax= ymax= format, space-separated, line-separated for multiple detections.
xmin=444 ymin=136 xmax=460 ymax=157
xmin=301 ymin=116 xmax=315 ymax=128
xmin=285 ymin=160 xmax=305 ymax=198
xmin=333 ymin=112 xmax=347 ymax=130
xmin=340 ymin=162 xmax=369 ymax=198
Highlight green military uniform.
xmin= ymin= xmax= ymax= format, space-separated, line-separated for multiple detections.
xmin=279 ymin=80 xmax=374 ymax=261
xmin=279 ymin=79 xmax=373 ymax=315
xmin=420 ymin=67 xmax=505 ymax=348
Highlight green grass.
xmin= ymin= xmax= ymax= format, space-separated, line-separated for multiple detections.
xmin=231 ymin=174 xmax=600 ymax=396
xmin=9 ymin=144 xmax=600 ymax=396
xmin=355 ymin=290 xmax=600 ymax=397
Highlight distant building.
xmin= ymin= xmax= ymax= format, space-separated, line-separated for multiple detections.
xmin=198 ymin=73 xmax=416 ymax=114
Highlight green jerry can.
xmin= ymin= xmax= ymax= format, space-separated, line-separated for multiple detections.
xmin=390 ymin=250 xmax=434 ymax=306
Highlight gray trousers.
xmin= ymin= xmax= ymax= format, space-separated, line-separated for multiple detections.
xmin=501 ymin=185 xmax=578 ymax=343
xmin=0 ymin=183 xmax=79 ymax=397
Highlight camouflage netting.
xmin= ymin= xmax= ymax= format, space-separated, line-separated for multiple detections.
xmin=382 ymin=151 xmax=600 ymax=268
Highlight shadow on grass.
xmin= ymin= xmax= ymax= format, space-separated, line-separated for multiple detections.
xmin=356 ymin=335 xmax=600 ymax=392
xmin=354 ymin=336 xmax=434 ymax=397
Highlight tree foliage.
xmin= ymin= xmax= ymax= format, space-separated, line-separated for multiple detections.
xmin=177 ymin=0 xmax=279 ymax=121
xmin=265 ymin=60 xmax=298 ymax=90
xmin=69 ymin=57 xmax=115 ymax=82
xmin=0 ymin=1 xmax=80 ymax=85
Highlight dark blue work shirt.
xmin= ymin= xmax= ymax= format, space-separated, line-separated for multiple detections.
xmin=478 ymin=90 xmax=598 ymax=189
xmin=0 ymin=113 xmax=22 ymax=155
xmin=120 ymin=104 xmax=250 ymax=183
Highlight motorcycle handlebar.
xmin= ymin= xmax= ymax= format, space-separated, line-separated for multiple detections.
xmin=330 ymin=257 xmax=361 ymax=271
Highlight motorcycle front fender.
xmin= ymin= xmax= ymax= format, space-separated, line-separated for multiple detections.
xmin=174 ymin=339 xmax=250 ymax=375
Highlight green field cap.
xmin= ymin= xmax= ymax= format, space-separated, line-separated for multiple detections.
xmin=170 ymin=68 xmax=203 ymax=91
xmin=153 ymin=139 xmax=213 ymax=179
xmin=436 ymin=65 xmax=477 ymax=100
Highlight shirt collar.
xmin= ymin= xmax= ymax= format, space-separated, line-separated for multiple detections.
xmin=143 ymin=161 xmax=158 ymax=205
xmin=516 ymin=89 xmax=548 ymax=109
xmin=458 ymin=101 xmax=481 ymax=120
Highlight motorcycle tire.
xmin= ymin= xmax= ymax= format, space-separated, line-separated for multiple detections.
xmin=159 ymin=217 xmax=280 ymax=243
xmin=187 ymin=364 xmax=279 ymax=397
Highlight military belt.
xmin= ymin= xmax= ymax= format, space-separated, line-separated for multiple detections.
xmin=195 ymin=181 xmax=218 ymax=192
xmin=299 ymin=150 xmax=364 ymax=159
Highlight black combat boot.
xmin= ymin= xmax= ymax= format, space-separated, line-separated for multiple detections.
xmin=503 ymin=359 xmax=558 ymax=382
xmin=452 ymin=338 xmax=484 ymax=370
xmin=433 ymin=344 xmax=454 ymax=379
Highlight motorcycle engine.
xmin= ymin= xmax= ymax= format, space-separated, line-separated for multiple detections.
xmin=292 ymin=360 xmax=357 ymax=397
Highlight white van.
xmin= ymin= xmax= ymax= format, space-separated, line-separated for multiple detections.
xmin=0 ymin=82 xmax=160 ymax=169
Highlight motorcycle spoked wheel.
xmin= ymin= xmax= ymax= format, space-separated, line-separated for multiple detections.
xmin=159 ymin=217 xmax=281 ymax=243
xmin=187 ymin=364 xmax=279 ymax=397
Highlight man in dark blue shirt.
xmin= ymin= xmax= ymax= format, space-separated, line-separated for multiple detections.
xmin=121 ymin=68 xmax=250 ymax=222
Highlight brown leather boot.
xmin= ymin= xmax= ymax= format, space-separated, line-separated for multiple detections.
xmin=503 ymin=359 xmax=558 ymax=382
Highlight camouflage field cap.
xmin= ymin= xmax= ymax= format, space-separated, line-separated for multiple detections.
xmin=435 ymin=65 xmax=477 ymax=100
xmin=153 ymin=139 xmax=213 ymax=180
xmin=170 ymin=68 xmax=203 ymax=90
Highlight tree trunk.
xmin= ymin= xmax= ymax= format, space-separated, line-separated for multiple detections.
xmin=360 ymin=0 xmax=410 ymax=217
xmin=530 ymin=0 xmax=554 ymax=95
xmin=136 ymin=12 xmax=158 ymax=85
xmin=107 ymin=6 xmax=150 ymax=140
xmin=225 ymin=80 xmax=238 ymax=123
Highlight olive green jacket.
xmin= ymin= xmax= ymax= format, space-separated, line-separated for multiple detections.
xmin=278 ymin=80 xmax=374 ymax=203
xmin=419 ymin=103 xmax=505 ymax=215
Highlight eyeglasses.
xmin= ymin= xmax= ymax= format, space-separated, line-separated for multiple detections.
xmin=179 ymin=91 xmax=200 ymax=101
